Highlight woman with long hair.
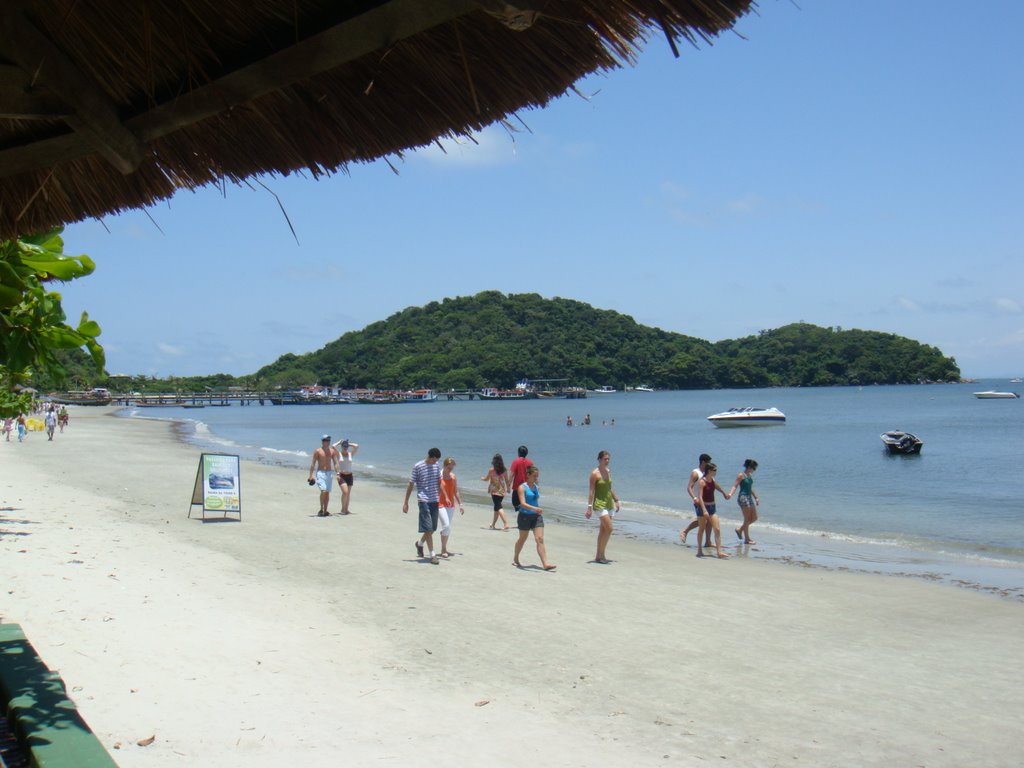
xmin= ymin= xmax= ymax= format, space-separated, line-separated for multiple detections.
xmin=513 ymin=465 xmax=555 ymax=571
xmin=729 ymin=459 xmax=760 ymax=544
xmin=586 ymin=450 xmax=620 ymax=563
xmin=482 ymin=453 xmax=511 ymax=530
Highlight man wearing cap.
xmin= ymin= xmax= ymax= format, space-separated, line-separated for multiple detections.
xmin=308 ymin=435 xmax=341 ymax=517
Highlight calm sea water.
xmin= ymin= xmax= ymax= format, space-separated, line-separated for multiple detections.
xmin=122 ymin=381 xmax=1024 ymax=595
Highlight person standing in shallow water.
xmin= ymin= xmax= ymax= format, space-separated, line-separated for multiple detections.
xmin=586 ymin=450 xmax=621 ymax=564
xmin=513 ymin=465 xmax=556 ymax=571
xmin=729 ymin=459 xmax=760 ymax=544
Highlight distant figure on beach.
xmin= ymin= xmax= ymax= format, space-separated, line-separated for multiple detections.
xmin=331 ymin=438 xmax=359 ymax=514
xmin=729 ymin=459 xmax=760 ymax=544
xmin=696 ymin=463 xmax=730 ymax=559
xmin=403 ymin=447 xmax=442 ymax=565
xmin=16 ymin=414 xmax=27 ymax=442
xmin=308 ymin=434 xmax=340 ymax=517
xmin=566 ymin=415 xmax=573 ymax=427
xmin=2 ymin=417 xmax=12 ymax=441
xmin=44 ymin=408 xmax=56 ymax=440
xmin=437 ymin=457 xmax=463 ymax=558
xmin=508 ymin=445 xmax=534 ymax=514
xmin=58 ymin=406 xmax=68 ymax=433
xmin=586 ymin=450 xmax=621 ymax=564
xmin=482 ymin=453 xmax=511 ymax=530
xmin=680 ymin=454 xmax=713 ymax=548
xmin=583 ymin=413 xmax=591 ymax=426
xmin=514 ymin=465 xmax=556 ymax=571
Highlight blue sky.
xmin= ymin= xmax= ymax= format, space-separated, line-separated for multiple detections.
xmin=60 ymin=0 xmax=1023 ymax=379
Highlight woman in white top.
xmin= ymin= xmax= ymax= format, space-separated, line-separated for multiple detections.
xmin=332 ymin=438 xmax=359 ymax=514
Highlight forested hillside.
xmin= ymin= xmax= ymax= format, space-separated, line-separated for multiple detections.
xmin=254 ymin=292 xmax=960 ymax=389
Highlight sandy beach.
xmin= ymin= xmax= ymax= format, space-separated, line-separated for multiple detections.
xmin=1 ymin=408 xmax=1021 ymax=767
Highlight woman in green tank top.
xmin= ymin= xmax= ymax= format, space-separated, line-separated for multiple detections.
xmin=586 ymin=450 xmax=621 ymax=564
xmin=728 ymin=459 xmax=760 ymax=544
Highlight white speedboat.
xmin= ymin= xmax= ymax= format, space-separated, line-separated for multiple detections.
xmin=973 ymin=391 xmax=1020 ymax=399
xmin=707 ymin=407 xmax=786 ymax=427
xmin=880 ymin=431 xmax=923 ymax=455
xmin=627 ymin=385 xmax=655 ymax=393
xmin=589 ymin=386 xmax=617 ymax=394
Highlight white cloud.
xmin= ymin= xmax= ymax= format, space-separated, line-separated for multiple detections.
xmin=157 ymin=342 xmax=185 ymax=356
xmin=412 ymin=125 xmax=520 ymax=168
xmin=991 ymin=297 xmax=1021 ymax=314
xmin=897 ymin=297 xmax=921 ymax=312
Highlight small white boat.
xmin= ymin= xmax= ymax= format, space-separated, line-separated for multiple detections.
xmin=627 ymin=385 xmax=655 ymax=393
xmin=973 ymin=391 xmax=1020 ymax=399
xmin=589 ymin=386 xmax=617 ymax=394
xmin=707 ymin=407 xmax=786 ymax=427
xmin=880 ymin=431 xmax=923 ymax=455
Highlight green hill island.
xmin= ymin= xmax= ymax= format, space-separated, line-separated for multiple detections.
xmin=253 ymin=292 xmax=960 ymax=391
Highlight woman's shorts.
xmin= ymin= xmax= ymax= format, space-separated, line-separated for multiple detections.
xmin=737 ymin=493 xmax=755 ymax=508
xmin=338 ymin=472 xmax=354 ymax=487
xmin=696 ymin=503 xmax=716 ymax=517
xmin=491 ymin=494 xmax=504 ymax=511
xmin=517 ymin=512 xmax=544 ymax=531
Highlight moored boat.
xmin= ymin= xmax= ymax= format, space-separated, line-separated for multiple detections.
xmin=880 ymin=431 xmax=923 ymax=455
xmin=49 ymin=389 xmax=113 ymax=406
xmin=401 ymin=389 xmax=437 ymax=402
xmin=973 ymin=391 xmax=1020 ymax=399
xmin=589 ymin=385 xmax=617 ymax=394
xmin=707 ymin=406 xmax=786 ymax=427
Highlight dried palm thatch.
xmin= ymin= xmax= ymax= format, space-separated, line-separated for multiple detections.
xmin=0 ymin=0 xmax=754 ymax=239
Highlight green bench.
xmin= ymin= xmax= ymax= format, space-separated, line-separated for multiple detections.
xmin=0 ymin=624 xmax=117 ymax=767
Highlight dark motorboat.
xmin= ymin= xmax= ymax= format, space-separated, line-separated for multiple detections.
xmin=880 ymin=431 xmax=923 ymax=455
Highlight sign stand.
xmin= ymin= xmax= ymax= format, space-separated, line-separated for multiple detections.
xmin=189 ymin=453 xmax=242 ymax=520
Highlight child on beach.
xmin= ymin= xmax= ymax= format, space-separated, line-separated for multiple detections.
xmin=437 ymin=457 xmax=463 ymax=558
xmin=696 ymin=463 xmax=730 ymax=559
xmin=482 ymin=453 xmax=511 ymax=530
xmin=729 ymin=459 xmax=760 ymax=544
xmin=586 ymin=450 xmax=621 ymax=564
xmin=514 ymin=465 xmax=556 ymax=571
xmin=2 ymin=417 xmax=11 ymax=441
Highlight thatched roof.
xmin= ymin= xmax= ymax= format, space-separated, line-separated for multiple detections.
xmin=0 ymin=1 xmax=753 ymax=240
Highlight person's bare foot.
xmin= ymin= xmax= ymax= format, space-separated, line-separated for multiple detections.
xmin=745 ymin=539 xmax=756 ymax=545
xmin=543 ymin=564 xmax=557 ymax=571
xmin=680 ymin=530 xmax=688 ymax=544
xmin=512 ymin=561 xmax=522 ymax=568
xmin=716 ymin=551 xmax=729 ymax=559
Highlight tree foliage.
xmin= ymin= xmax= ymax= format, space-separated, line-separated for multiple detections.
xmin=253 ymin=292 xmax=960 ymax=389
xmin=0 ymin=230 xmax=105 ymax=414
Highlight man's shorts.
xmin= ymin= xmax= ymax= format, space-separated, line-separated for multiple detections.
xmin=417 ymin=501 xmax=439 ymax=533
xmin=315 ymin=470 xmax=334 ymax=492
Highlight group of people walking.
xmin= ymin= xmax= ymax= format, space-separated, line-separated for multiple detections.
xmin=2 ymin=405 xmax=68 ymax=443
xmin=309 ymin=433 xmax=761 ymax=569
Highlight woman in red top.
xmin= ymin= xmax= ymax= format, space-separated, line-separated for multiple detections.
xmin=696 ymin=463 xmax=730 ymax=559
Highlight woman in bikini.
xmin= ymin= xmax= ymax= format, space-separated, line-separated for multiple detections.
xmin=729 ymin=459 xmax=760 ymax=544
xmin=696 ymin=463 xmax=730 ymax=558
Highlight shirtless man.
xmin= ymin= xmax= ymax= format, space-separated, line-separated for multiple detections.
xmin=308 ymin=435 xmax=340 ymax=517
xmin=679 ymin=453 xmax=713 ymax=548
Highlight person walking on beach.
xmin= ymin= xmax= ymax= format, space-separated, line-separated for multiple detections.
xmin=308 ymin=435 xmax=340 ymax=517
xmin=2 ymin=417 xmax=12 ymax=441
xmin=696 ymin=463 xmax=730 ymax=558
xmin=331 ymin=438 xmax=359 ymax=514
xmin=508 ymin=445 xmax=534 ymax=514
xmin=586 ymin=450 xmax=621 ymax=564
xmin=729 ymin=459 xmax=760 ymax=544
xmin=403 ymin=447 xmax=442 ymax=565
xmin=57 ymin=406 xmax=68 ymax=433
xmin=513 ymin=465 xmax=556 ymax=570
xmin=16 ymin=414 xmax=27 ymax=442
xmin=482 ymin=453 xmax=511 ymax=530
xmin=437 ymin=457 xmax=463 ymax=558
xmin=44 ymin=408 xmax=57 ymax=441
xmin=680 ymin=453 xmax=713 ymax=549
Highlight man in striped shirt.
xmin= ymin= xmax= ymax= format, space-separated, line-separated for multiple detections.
xmin=403 ymin=447 xmax=442 ymax=564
